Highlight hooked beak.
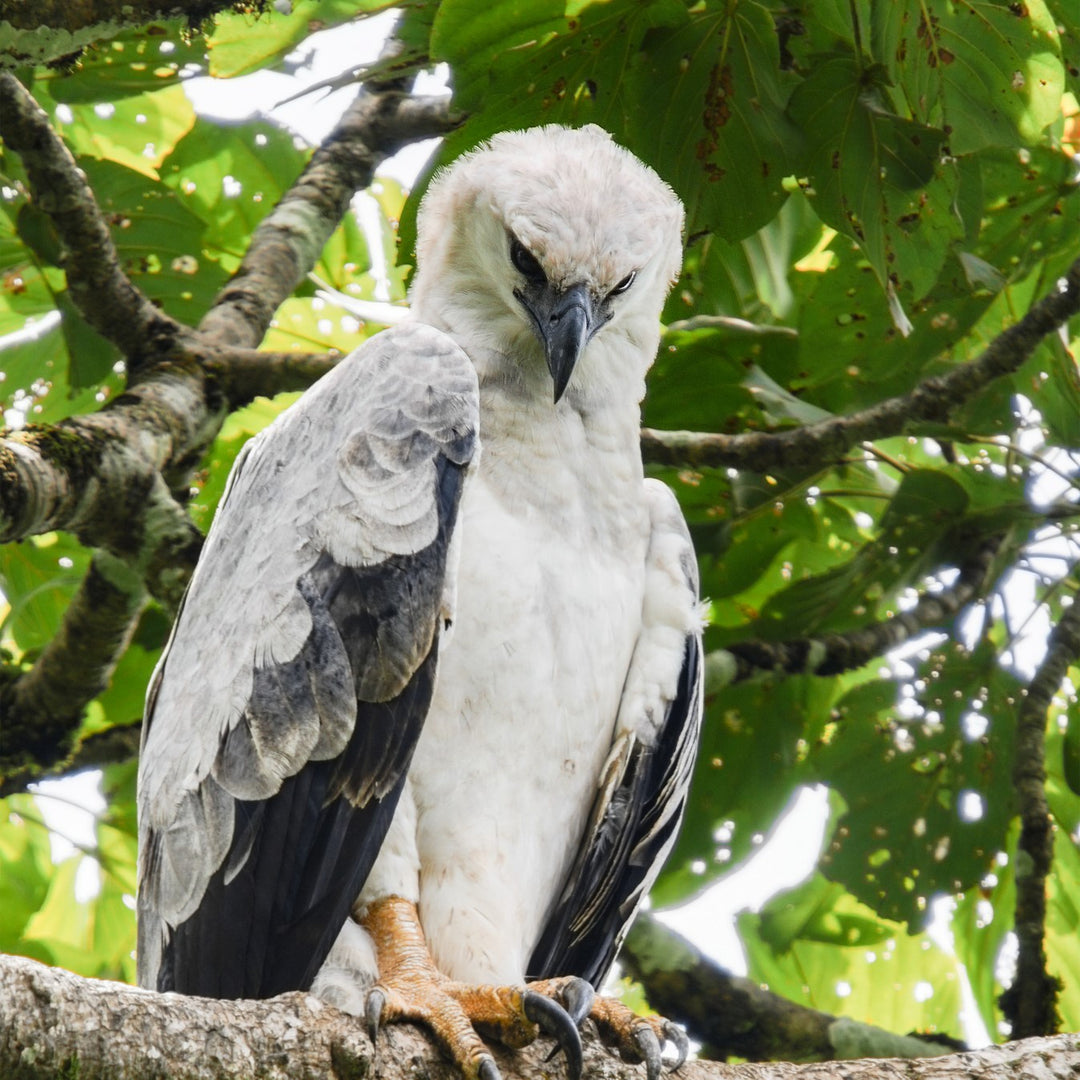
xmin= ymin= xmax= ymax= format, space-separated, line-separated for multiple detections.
xmin=517 ymin=282 xmax=602 ymax=403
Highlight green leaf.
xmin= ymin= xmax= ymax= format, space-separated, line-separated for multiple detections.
xmin=0 ymin=797 xmax=55 ymax=957
xmin=788 ymin=57 xmax=963 ymax=308
xmin=0 ymin=533 xmax=90 ymax=658
xmin=208 ymin=0 xmax=396 ymax=78
xmin=1065 ymin=714 xmax=1080 ymax=798
xmin=33 ymin=81 xmax=196 ymax=180
xmin=72 ymin=156 xmax=227 ymax=327
xmin=1045 ymin=0 xmax=1080 ymax=96
xmin=653 ymin=672 xmax=838 ymax=906
xmin=161 ymin=117 xmax=311 ymax=274
xmin=628 ymin=1 xmax=797 ymax=240
xmin=742 ymin=873 xmax=967 ymax=1036
xmin=35 ymin=21 xmax=207 ymax=102
xmin=873 ymin=0 xmax=1066 ymax=153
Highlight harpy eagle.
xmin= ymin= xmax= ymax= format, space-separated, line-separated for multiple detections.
xmin=137 ymin=124 xmax=703 ymax=1080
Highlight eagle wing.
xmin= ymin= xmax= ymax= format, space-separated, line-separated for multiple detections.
xmin=137 ymin=321 xmax=479 ymax=998
xmin=527 ymin=480 xmax=703 ymax=987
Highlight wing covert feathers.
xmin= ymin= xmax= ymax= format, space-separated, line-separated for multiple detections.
xmin=137 ymin=322 xmax=479 ymax=997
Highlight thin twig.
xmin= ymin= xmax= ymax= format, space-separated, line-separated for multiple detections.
xmin=707 ymin=535 xmax=1004 ymax=687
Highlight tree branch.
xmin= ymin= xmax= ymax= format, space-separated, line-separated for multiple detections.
xmin=2 ymin=954 xmax=1078 ymax=1080
xmin=621 ymin=915 xmax=963 ymax=1062
xmin=201 ymin=346 xmax=341 ymax=407
xmin=0 ymin=720 xmax=142 ymax=799
xmin=198 ymin=90 xmax=454 ymax=352
xmin=0 ymin=427 xmax=207 ymax=594
xmin=705 ymin=535 xmax=1003 ymax=688
xmin=641 ymin=257 xmax=1080 ymax=472
xmin=0 ymin=73 xmax=185 ymax=367
xmin=0 ymin=551 xmax=145 ymax=773
xmin=999 ymin=587 xmax=1080 ymax=1037
xmin=0 ymin=474 xmax=201 ymax=778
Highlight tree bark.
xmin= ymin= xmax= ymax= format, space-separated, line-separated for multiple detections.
xmin=2 ymin=955 xmax=1078 ymax=1080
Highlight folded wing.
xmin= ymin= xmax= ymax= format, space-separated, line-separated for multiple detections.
xmin=137 ymin=322 xmax=479 ymax=998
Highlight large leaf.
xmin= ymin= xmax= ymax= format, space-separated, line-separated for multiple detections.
xmin=742 ymin=873 xmax=967 ymax=1038
xmin=0 ymin=533 xmax=91 ymax=659
xmin=208 ymin=0 xmax=397 ymax=78
xmin=34 ymin=21 xmax=207 ymax=103
xmin=653 ymin=672 xmax=839 ymax=907
xmin=31 ymin=80 xmax=196 ymax=181
xmin=161 ymin=117 xmax=311 ymax=272
xmin=873 ymin=0 xmax=1065 ymax=154
xmin=788 ymin=57 xmax=963 ymax=310
xmin=629 ymin=1 xmax=798 ymax=240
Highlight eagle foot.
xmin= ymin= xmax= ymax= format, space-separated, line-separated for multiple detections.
xmin=361 ymin=897 xmax=589 ymax=1080
xmin=587 ymin=996 xmax=689 ymax=1080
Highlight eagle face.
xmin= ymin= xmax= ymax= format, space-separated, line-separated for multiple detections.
xmin=411 ymin=124 xmax=685 ymax=406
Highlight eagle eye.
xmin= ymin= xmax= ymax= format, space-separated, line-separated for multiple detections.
xmin=510 ymin=236 xmax=546 ymax=285
xmin=609 ymin=271 xmax=636 ymax=297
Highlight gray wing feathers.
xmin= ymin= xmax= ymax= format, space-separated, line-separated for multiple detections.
xmin=138 ymin=321 xmax=478 ymax=934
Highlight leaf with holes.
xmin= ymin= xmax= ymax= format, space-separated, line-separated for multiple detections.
xmin=873 ymin=0 xmax=1065 ymax=154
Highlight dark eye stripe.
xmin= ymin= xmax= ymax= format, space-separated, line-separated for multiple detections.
xmin=510 ymin=236 xmax=546 ymax=284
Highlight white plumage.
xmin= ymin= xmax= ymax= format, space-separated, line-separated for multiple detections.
xmin=138 ymin=124 xmax=702 ymax=1080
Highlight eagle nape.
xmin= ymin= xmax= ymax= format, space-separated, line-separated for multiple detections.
xmin=361 ymin=896 xmax=688 ymax=1080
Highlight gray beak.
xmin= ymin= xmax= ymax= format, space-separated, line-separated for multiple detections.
xmin=518 ymin=282 xmax=600 ymax=403
xmin=543 ymin=283 xmax=594 ymax=403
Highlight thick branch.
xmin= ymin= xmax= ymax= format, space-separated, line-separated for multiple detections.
xmin=199 ymin=91 xmax=454 ymax=351
xmin=622 ymin=916 xmax=962 ymax=1061
xmin=1 ymin=74 xmax=447 ymax=551
xmin=202 ymin=345 xmax=341 ymax=406
xmin=999 ymin=589 xmax=1080 ymax=1037
xmin=642 ymin=258 xmax=1080 ymax=472
xmin=0 ymin=468 xmax=199 ymax=781
xmin=1 ymin=425 xmax=207 ymax=592
xmin=706 ymin=535 xmax=1003 ymax=687
xmin=2 ymin=954 xmax=1078 ymax=1080
xmin=0 ymin=73 xmax=184 ymax=366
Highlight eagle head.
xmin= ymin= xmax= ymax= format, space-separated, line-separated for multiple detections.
xmin=411 ymin=124 xmax=685 ymax=405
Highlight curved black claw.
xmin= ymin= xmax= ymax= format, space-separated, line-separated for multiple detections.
xmin=634 ymin=1026 xmax=663 ymax=1080
xmin=560 ymin=977 xmax=596 ymax=1027
xmin=478 ymin=1057 xmax=502 ymax=1080
xmin=364 ymin=987 xmax=386 ymax=1045
xmin=663 ymin=1022 xmax=689 ymax=1072
xmin=523 ymin=989 xmax=584 ymax=1080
